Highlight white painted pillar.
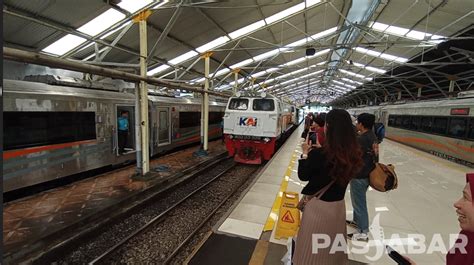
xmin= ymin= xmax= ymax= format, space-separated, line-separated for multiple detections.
xmin=233 ymin=69 xmax=239 ymax=94
xmin=138 ymin=13 xmax=150 ymax=174
xmin=203 ymin=53 xmax=211 ymax=151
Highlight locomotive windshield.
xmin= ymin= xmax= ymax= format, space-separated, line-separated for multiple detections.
xmin=228 ymin=98 xmax=249 ymax=110
xmin=253 ymin=99 xmax=275 ymax=111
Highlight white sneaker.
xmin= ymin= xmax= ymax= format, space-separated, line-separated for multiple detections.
xmin=347 ymin=233 xmax=369 ymax=242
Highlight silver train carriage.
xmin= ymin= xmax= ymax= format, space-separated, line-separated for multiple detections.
xmin=347 ymin=94 xmax=474 ymax=167
xmin=3 ymin=79 xmax=226 ymax=192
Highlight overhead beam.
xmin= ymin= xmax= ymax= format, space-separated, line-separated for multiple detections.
xmin=3 ymin=47 xmax=228 ymax=97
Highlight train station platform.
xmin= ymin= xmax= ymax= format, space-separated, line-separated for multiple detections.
xmin=189 ymin=126 xmax=471 ymax=265
xmin=3 ymin=141 xmax=226 ymax=261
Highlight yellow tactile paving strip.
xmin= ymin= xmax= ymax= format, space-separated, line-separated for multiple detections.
xmin=3 ymin=141 xmax=226 ymax=254
xmin=263 ymin=150 xmax=299 ymax=232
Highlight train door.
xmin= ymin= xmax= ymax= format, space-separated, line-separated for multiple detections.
xmin=157 ymin=107 xmax=171 ymax=146
xmin=116 ymin=105 xmax=136 ymax=155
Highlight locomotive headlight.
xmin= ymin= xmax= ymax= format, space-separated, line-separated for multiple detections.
xmin=263 ymin=137 xmax=270 ymax=143
xmin=260 ymin=92 xmax=267 ymax=98
xmin=229 ymin=135 xmax=234 ymax=139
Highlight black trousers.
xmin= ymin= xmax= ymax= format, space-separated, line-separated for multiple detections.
xmin=118 ymin=130 xmax=128 ymax=153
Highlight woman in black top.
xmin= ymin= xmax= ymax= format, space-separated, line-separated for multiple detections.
xmin=298 ymin=109 xmax=363 ymax=201
xmin=293 ymin=109 xmax=363 ymax=265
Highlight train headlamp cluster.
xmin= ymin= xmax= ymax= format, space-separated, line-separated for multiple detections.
xmin=263 ymin=137 xmax=271 ymax=143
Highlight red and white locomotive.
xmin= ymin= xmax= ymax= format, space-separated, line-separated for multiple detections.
xmin=223 ymin=92 xmax=300 ymax=164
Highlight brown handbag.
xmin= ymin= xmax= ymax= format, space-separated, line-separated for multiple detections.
xmin=369 ymin=163 xmax=398 ymax=192
xmin=297 ymin=180 xmax=336 ymax=211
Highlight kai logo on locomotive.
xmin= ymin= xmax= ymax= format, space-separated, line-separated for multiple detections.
xmin=239 ymin=117 xmax=258 ymax=127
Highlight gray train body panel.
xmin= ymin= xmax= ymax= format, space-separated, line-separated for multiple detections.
xmin=3 ymin=79 xmax=226 ymax=192
xmin=347 ymin=97 xmax=474 ymax=167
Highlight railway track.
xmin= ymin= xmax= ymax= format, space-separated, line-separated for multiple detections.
xmin=34 ymin=156 xmax=262 ymax=264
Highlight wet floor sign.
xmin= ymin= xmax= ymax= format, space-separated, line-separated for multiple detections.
xmin=275 ymin=192 xmax=300 ymax=239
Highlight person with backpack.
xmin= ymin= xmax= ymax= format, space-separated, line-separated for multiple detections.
xmin=347 ymin=113 xmax=378 ymax=242
xmin=374 ymin=121 xmax=385 ymax=144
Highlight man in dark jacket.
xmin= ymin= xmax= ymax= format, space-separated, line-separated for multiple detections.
xmin=347 ymin=113 xmax=378 ymax=241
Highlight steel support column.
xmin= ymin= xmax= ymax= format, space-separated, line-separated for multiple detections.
xmin=233 ymin=69 xmax=240 ymax=94
xmin=203 ymin=52 xmax=212 ymax=151
xmin=449 ymin=80 xmax=455 ymax=98
xmin=137 ymin=11 xmax=151 ymax=174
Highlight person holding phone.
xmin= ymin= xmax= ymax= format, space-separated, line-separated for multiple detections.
xmin=404 ymin=173 xmax=474 ymax=264
xmin=294 ymin=109 xmax=363 ymax=264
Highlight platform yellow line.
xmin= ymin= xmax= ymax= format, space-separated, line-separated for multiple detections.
xmin=263 ymin=150 xmax=298 ymax=232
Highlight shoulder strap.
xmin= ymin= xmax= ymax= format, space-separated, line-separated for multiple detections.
xmin=314 ymin=179 xmax=336 ymax=199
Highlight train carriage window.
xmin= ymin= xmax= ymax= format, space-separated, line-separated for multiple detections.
xmin=448 ymin=118 xmax=468 ymax=138
xmin=468 ymin=118 xmax=474 ymax=140
xmin=411 ymin=116 xmax=421 ymax=130
xmin=395 ymin=116 xmax=403 ymax=127
xmin=253 ymin=99 xmax=275 ymax=111
xmin=421 ymin=117 xmax=432 ymax=132
xmin=402 ymin=116 xmax=411 ymax=129
xmin=4 ymin=111 xmax=96 ymax=151
xmin=179 ymin=112 xmax=200 ymax=128
xmin=228 ymin=98 xmax=249 ymax=110
xmin=179 ymin=112 xmax=224 ymax=128
xmin=432 ymin=117 xmax=448 ymax=135
xmin=388 ymin=115 xmax=395 ymax=126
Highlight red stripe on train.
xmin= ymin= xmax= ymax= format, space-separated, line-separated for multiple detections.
xmin=3 ymin=140 xmax=97 ymax=160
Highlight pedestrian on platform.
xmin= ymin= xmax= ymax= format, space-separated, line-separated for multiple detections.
xmin=294 ymin=109 xmax=363 ymax=265
xmin=118 ymin=111 xmax=129 ymax=155
xmin=314 ymin=113 xmax=326 ymax=145
xmin=347 ymin=113 xmax=378 ymax=242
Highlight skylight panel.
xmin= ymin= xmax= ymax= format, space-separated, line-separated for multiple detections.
xmin=354 ymin=47 xmax=407 ymax=63
xmin=310 ymin=27 xmax=338 ymax=40
xmin=148 ymin=64 xmax=171 ymax=76
xmin=101 ymin=22 xmax=132 ymax=39
xmin=77 ymin=9 xmax=126 ymax=37
xmin=284 ymin=57 xmax=307 ymax=66
xmin=306 ymin=0 xmax=322 ymax=6
xmin=265 ymin=68 xmax=279 ymax=73
xmin=371 ymin=22 xmax=389 ymax=31
xmin=406 ymin=30 xmax=427 ymax=40
xmin=253 ymin=49 xmax=280 ymax=61
xmin=42 ymin=34 xmax=87 ymax=56
xmin=251 ymin=71 xmax=267 ymax=78
xmin=365 ymin=66 xmax=386 ymax=74
xmin=265 ymin=2 xmax=306 ymax=24
xmin=118 ymin=0 xmax=153 ymax=13
xmin=386 ymin=25 xmax=409 ymax=36
xmin=339 ymin=69 xmax=366 ymax=79
xmin=229 ymin=20 xmax=266 ymax=39
xmin=152 ymin=1 xmax=169 ymax=9
xmin=230 ymin=58 xmax=254 ymax=69
xmin=313 ymin=48 xmax=331 ymax=57
xmin=342 ymin=78 xmax=363 ymax=85
xmin=169 ymin=50 xmax=199 ymax=65
xmin=215 ymin=68 xmax=231 ymax=77
xmin=287 ymin=37 xmax=310 ymax=48
xmin=196 ymin=36 xmax=230 ymax=53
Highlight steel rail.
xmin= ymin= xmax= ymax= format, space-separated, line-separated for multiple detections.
xmin=88 ymin=160 xmax=237 ymax=264
xmin=162 ymin=165 xmax=261 ymax=264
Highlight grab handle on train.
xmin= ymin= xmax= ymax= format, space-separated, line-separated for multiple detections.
xmin=112 ymin=127 xmax=118 ymax=155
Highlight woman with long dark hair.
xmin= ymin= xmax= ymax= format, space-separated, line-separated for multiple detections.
xmin=293 ymin=109 xmax=363 ymax=264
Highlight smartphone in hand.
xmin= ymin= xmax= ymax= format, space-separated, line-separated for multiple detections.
xmin=386 ymin=246 xmax=411 ymax=265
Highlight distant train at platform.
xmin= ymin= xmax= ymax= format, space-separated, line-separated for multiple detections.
xmin=3 ymin=78 xmax=226 ymax=193
xmin=223 ymin=92 xmax=301 ymax=164
xmin=348 ymin=92 xmax=474 ymax=167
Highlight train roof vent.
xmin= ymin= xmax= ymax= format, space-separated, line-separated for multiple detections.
xmin=457 ymin=91 xmax=474 ymax=99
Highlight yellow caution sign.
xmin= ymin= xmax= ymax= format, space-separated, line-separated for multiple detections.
xmin=275 ymin=192 xmax=300 ymax=239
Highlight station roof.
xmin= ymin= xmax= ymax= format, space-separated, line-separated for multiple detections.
xmin=3 ymin=0 xmax=474 ymax=106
